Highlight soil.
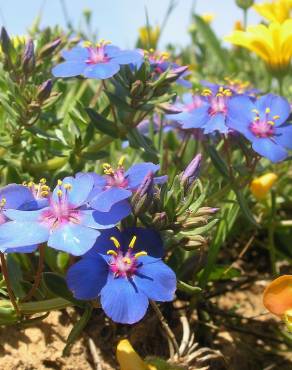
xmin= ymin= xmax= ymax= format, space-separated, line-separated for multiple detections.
xmin=0 ymin=281 xmax=291 ymax=370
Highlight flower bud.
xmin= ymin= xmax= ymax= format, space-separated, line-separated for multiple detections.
xmin=0 ymin=27 xmax=12 ymax=56
xmin=165 ymin=65 xmax=189 ymax=83
xmin=235 ymin=0 xmax=254 ymax=10
xmin=250 ymin=173 xmax=277 ymax=200
xmin=195 ymin=207 xmax=219 ymax=216
xmin=153 ymin=212 xmax=168 ymax=229
xmin=181 ymin=154 xmax=202 ymax=190
xmin=22 ymin=39 xmax=35 ymax=75
xmin=130 ymin=80 xmax=144 ymax=96
xmin=37 ymin=79 xmax=52 ymax=102
xmin=39 ymin=38 xmax=61 ymax=58
xmin=181 ymin=235 xmax=207 ymax=250
xmin=131 ymin=172 xmax=154 ymax=215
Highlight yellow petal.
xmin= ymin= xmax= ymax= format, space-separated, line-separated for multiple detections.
xmin=263 ymin=275 xmax=292 ymax=316
xmin=116 ymin=339 xmax=156 ymax=370
xmin=250 ymin=173 xmax=278 ymax=200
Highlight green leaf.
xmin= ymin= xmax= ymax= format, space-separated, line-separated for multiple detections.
xmin=127 ymin=128 xmax=158 ymax=161
xmin=7 ymin=255 xmax=26 ymax=299
xmin=177 ymin=280 xmax=202 ymax=295
xmin=233 ymin=187 xmax=258 ymax=226
xmin=63 ymin=304 xmax=93 ymax=356
xmin=43 ymin=272 xmax=84 ymax=307
xmin=207 ymin=265 xmax=241 ymax=281
xmin=207 ymin=145 xmax=229 ymax=178
xmin=194 ymin=14 xmax=230 ymax=70
xmin=85 ymin=108 xmax=118 ymax=138
xmin=81 ymin=150 xmax=108 ymax=160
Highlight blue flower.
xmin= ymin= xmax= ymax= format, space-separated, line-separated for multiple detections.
xmin=0 ymin=181 xmax=51 ymax=253
xmin=86 ymin=159 xmax=167 ymax=212
xmin=228 ymin=94 xmax=292 ymax=162
xmin=0 ymin=174 xmax=131 ymax=255
xmin=66 ymin=227 xmax=176 ymax=324
xmin=168 ymin=86 xmax=239 ymax=135
xmin=52 ymin=41 xmax=142 ymax=80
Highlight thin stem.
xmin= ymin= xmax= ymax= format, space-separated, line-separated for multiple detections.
xmin=22 ymin=244 xmax=46 ymax=302
xmin=277 ymin=76 xmax=284 ymax=96
xmin=101 ymin=80 xmax=118 ymax=125
xmin=268 ymin=190 xmax=277 ymax=276
xmin=150 ymin=300 xmax=180 ymax=358
xmin=243 ymin=8 xmax=248 ymax=30
xmin=0 ymin=252 xmax=20 ymax=315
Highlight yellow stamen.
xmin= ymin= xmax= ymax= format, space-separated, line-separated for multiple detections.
xmin=118 ymin=156 xmax=126 ymax=167
xmin=273 ymin=115 xmax=280 ymax=120
xmin=41 ymin=185 xmax=49 ymax=191
xmin=64 ymin=183 xmax=72 ymax=190
xmin=252 ymin=109 xmax=259 ymax=114
xmin=40 ymin=178 xmax=47 ymax=184
xmin=22 ymin=181 xmax=27 ymax=186
xmin=110 ymin=236 xmax=121 ymax=248
xmin=107 ymin=249 xmax=118 ymax=256
xmin=41 ymin=191 xmax=49 ymax=197
xmin=123 ymin=257 xmax=131 ymax=264
xmin=134 ymin=251 xmax=148 ymax=258
xmin=57 ymin=189 xmax=63 ymax=197
xmin=267 ymin=120 xmax=275 ymax=125
xmin=27 ymin=181 xmax=34 ymax=188
xmin=57 ymin=179 xmax=63 ymax=186
xmin=129 ymin=235 xmax=137 ymax=248
xmin=265 ymin=107 xmax=271 ymax=114
xmin=83 ymin=41 xmax=92 ymax=48
xmin=0 ymin=198 xmax=6 ymax=207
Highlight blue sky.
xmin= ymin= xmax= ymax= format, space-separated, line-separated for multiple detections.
xmin=0 ymin=0 xmax=260 ymax=48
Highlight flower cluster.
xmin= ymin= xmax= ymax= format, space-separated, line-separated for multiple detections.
xmin=0 ymin=161 xmax=175 ymax=324
xmin=168 ymin=83 xmax=292 ymax=163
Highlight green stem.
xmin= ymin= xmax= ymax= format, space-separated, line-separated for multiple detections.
xmin=277 ymin=76 xmax=284 ymax=96
xmin=268 ymin=190 xmax=277 ymax=276
xmin=243 ymin=8 xmax=248 ymax=30
xmin=19 ymin=297 xmax=72 ymax=314
xmin=0 ymin=253 xmax=20 ymax=316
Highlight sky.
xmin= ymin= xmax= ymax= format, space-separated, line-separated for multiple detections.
xmin=0 ymin=0 xmax=261 ymax=48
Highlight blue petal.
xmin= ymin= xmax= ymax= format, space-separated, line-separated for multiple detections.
xmin=82 ymin=227 xmax=122 ymax=257
xmin=89 ymin=187 xmax=132 ymax=212
xmin=20 ymin=198 xmax=49 ymax=211
xmin=83 ymin=62 xmax=120 ymax=79
xmin=227 ymin=95 xmax=254 ymax=124
xmin=100 ymin=274 xmax=149 ymax=324
xmin=5 ymin=245 xmax=38 ymax=253
xmin=61 ymin=46 xmax=89 ymax=61
xmin=154 ymin=175 xmax=168 ymax=185
xmin=134 ymin=256 xmax=176 ymax=301
xmin=48 ymin=223 xmax=100 ymax=255
xmin=177 ymin=78 xmax=192 ymax=88
xmin=52 ymin=174 xmax=94 ymax=207
xmin=180 ymin=106 xmax=209 ymax=129
xmin=252 ymin=138 xmax=288 ymax=162
xmin=203 ymin=113 xmax=228 ymax=134
xmin=104 ymin=45 xmax=121 ymax=57
xmin=0 ymin=185 xmax=34 ymax=210
xmin=226 ymin=117 xmax=255 ymax=140
xmin=122 ymin=227 xmax=164 ymax=258
xmin=4 ymin=208 xmax=47 ymax=222
xmin=81 ymin=209 xmax=121 ymax=229
xmin=52 ymin=61 xmax=87 ymax=78
xmin=126 ymin=163 xmax=160 ymax=189
xmin=0 ymin=221 xmax=49 ymax=252
xmin=182 ymin=93 xmax=194 ymax=105
xmin=256 ymin=94 xmax=291 ymax=125
xmin=66 ymin=256 xmax=108 ymax=300
xmin=90 ymin=200 xmax=131 ymax=228
xmin=112 ymin=50 xmax=143 ymax=65
xmin=274 ymin=125 xmax=292 ymax=149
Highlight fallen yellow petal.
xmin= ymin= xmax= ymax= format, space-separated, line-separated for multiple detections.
xmin=263 ymin=275 xmax=292 ymax=316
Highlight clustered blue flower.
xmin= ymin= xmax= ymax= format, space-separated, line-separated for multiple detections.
xmin=0 ymin=162 xmax=176 ymax=324
xmin=168 ymin=83 xmax=292 ymax=163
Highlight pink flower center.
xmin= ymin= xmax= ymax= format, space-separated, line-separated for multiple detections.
xmin=107 ymin=235 xmax=147 ymax=278
xmin=202 ymin=87 xmax=232 ymax=117
xmin=103 ymin=160 xmax=129 ymax=190
xmin=249 ymin=108 xmax=278 ymax=138
xmin=85 ymin=42 xmax=111 ymax=65
xmin=40 ymin=185 xmax=80 ymax=229
xmin=185 ymin=96 xmax=203 ymax=112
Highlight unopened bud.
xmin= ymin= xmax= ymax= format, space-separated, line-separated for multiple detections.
xmin=153 ymin=212 xmax=168 ymax=229
xmin=0 ymin=27 xmax=12 ymax=56
xmin=37 ymin=79 xmax=52 ymax=102
xmin=235 ymin=0 xmax=254 ymax=10
xmin=22 ymin=39 xmax=35 ymax=75
xmin=158 ymin=103 xmax=182 ymax=114
xmin=181 ymin=154 xmax=202 ymax=190
xmin=195 ymin=207 xmax=219 ymax=217
xmin=182 ymin=235 xmax=207 ymax=250
xmin=130 ymin=80 xmax=144 ymax=96
xmin=165 ymin=65 xmax=189 ymax=83
xmin=131 ymin=172 xmax=154 ymax=215
xmin=39 ymin=38 xmax=61 ymax=58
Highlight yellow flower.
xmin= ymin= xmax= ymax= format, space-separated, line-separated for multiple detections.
xmin=234 ymin=20 xmax=244 ymax=31
xmin=201 ymin=13 xmax=215 ymax=24
xmin=225 ymin=20 xmax=292 ymax=76
xmin=254 ymin=0 xmax=292 ymax=23
xmin=116 ymin=339 xmax=157 ymax=370
xmin=138 ymin=25 xmax=160 ymax=49
xmin=0 ymin=35 xmax=26 ymax=54
xmin=263 ymin=275 xmax=292 ymax=331
xmin=250 ymin=173 xmax=278 ymax=200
